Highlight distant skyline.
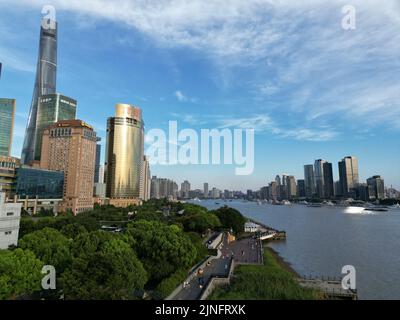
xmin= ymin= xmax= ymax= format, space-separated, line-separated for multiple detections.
xmin=0 ymin=0 xmax=399 ymax=191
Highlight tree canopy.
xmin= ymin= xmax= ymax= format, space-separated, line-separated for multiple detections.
xmin=60 ymin=231 xmax=147 ymax=300
xmin=126 ymin=220 xmax=198 ymax=282
xmin=212 ymin=206 xmax=247 ymax=234
xmin=19 ymin=227 xmax=72 ymax=273
xmin=0 ymin=249 xmax=44 ymax=300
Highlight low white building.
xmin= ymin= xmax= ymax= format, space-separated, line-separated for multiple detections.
xmin=0 ymin=192 xmax=22 ymax=249
xmin=244 ymin=222 xmax=261 ymax=233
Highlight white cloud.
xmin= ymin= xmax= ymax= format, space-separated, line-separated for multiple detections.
xmin=174 ymin=90 xmax=187 ymax=102
xmin=174 ymin=90 xmax=197 ymax=103
xmin=3 ymin=0 xmax=399 ymax=132
xmin=218 ymin=114 xmax=338 ymax=141
xmin=0 ymin=48 xmax=35 ymax=73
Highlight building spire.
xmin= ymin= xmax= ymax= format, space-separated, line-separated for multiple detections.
xmin=21 ymin=19 xmax=57 ymax=165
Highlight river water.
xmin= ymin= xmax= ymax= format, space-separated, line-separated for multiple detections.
xmin=194 ymin=199 xmax=400 ymax=300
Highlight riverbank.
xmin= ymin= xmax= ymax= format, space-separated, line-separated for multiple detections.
xmin=266 ymin=246 xmax=299 ymax=278
xmin=209 ymin=248 xmax=324 ymax=300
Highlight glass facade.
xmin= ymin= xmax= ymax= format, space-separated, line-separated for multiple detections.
xmin=15 ymin=167 xmax=64 ymax=199
xmin=94 ymin=138 xmax=101 ymax=183
xmin=22 ymin=21 xmax=57 ymax=165
xmin=34 ymin=94 xmax=77 ymax=160
xmin=0 ymin=99 xmax=15 ymax=157
xmin=105 ymin=104 xmax=144 ymax=199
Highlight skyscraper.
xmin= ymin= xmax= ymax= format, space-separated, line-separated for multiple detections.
xmin=33 ymin=94 xmax=77 ymax=161
xmin=105 ymin=104 xmax=144 ymax=207
xmin=287 ymin=176 xmax=297 ymax=199
xmin=304 ymin=165 xmax=316 ymax=198
xmin=40 ymin=120 xmax=97 ymax=214
xmin=275 ymin=175 xmax=281 ymax=200
xmin=94 ymin=137 xmax=102 ymax=183
xmin=314 ymin=159 xmax=327 ymax=199
xmin=204 ymin=183 xmax=209 ymax=198
xmin=150 ymin=176 xmax=160 ymax=199
xmin=139 ymin=155 xmax=151 ymax=201
xmin=181 ymin=180 xmax=191 ymax=199
xmin=297 ymin=179 xmax=306 ymax=198
xmin=323 ymin=162 xmax=334 ymax=199
xmin=22 ymin=19 xmax=57 ymax=165
xmin=367 ymin=175 xmax=385 ymax=200
xmin=0 ymin=98 xmax=15 ymax=157
xmin=338 ymin=156 xmax=359 ymax=198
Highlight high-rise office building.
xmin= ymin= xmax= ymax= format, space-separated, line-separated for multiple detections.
xmin=314 ymin=159 xmax=327 ymax=199
xmin=105 ymin=104 xmax=144 ymax=207
xmin=211 ymin=188 xmax=221 ymax=199
xmin=334 ymin=180 xmax=343 ymax=197
xmin=22 ymin=19 xmax=58 ymax=165
xmin=150 ymin=176 xmax=160 ymax=199
xmin=94 ymin=137 xmax=102 ymax=183
xmin=269 ymin=181 xmax=278 ymax=201
xmin=150 ymin=176 xmax=178 ymax=200
xmin=323 ymin=162 xmax=334 ymax=199
xmin=338 ymin=156 xmax=359 ymax=197
xmin=0 ymin=98 xmax=15 ymax=157
xmin=139 ymin=155 xmax=151 ymax=201
xmin=367 ymin=176 xmax=385 ymax=200
xmin=181 ymin=180 xmax=191 ymax=199
xmin=40 ymin=120 xmax=97 ymax=214
xmin=287 ymin=176 xmax=297 ymax=199
xmin=297 ymin=179 xmax=306 ymax=198
xmin=33 ymin=94 xmax=77 ymax=161
xmin=204 ymin=183 xmax=209 ymax=198
xmin=304 ymin=165 xmax=316 ymax=198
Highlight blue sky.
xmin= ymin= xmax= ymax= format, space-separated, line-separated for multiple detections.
xmin=0 ymin=0 xmax=399 ymax=191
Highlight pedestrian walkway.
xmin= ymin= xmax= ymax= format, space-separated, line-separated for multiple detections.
xmin=172 ymin=235 xmax=263 ymax=300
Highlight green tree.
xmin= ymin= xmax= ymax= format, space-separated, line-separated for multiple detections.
xmin=178 ymin=212 xmax=221 ymax=233
xmin=60 ymin=223 xmax=87 ymax=239
xmin=19 ymin=227 xmax=72 ymax=273
xmin=61 ymin=231 xmax=147 ymax=300
xmin=212 ymin=206 xmax=247 ymax=234
xmin=134 ymin=211 xmax=165 ymax=222
xmin=0 ymin=249 xmax=44 ymax=300
xmin=126 ymin=220 xmax=198 ymax=282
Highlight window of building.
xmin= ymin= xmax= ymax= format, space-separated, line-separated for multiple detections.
xmin=6 ymin=212 xmax=14 ymax=216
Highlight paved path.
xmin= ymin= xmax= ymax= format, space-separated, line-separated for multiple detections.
xmin=173 ymin=235 xmax=262 ymax=300
xmin=221 ymin=236 xmax=262 ymax=264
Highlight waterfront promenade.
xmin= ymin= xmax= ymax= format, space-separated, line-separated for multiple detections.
xmin=172 ymin=234 xmax=263 ymax=300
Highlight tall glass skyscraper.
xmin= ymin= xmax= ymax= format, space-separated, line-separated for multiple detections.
xmin=94 ymin=137 xmax=102 ymax=183
xmin=338 ymin=156 xmax=359 ymax=197
xmin=21 ymin=19 xmax=57 ymax=165
xmin=0 ymin=98 xmax=15 ymax=157
xmin=314 ymin=159 xmax=327 ymax=198
xmin=34 ymin=94 xmax=76 ymax=161
xmin=323 ymin=162 xmax=334 ymax=199
xmin=105 ymin=104 xmax=144 ymax=207
xmin=304 ymin=164 xmax=316 ymax=198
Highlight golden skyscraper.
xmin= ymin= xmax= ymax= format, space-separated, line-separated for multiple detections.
xmin=105 ymin=104 xmax=144 ymax=207
xmin=40 ymin=120 xmax=97 ymax=214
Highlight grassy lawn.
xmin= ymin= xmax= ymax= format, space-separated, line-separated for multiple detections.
xmin=210 ymin=248 xmax=325 ymax=300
